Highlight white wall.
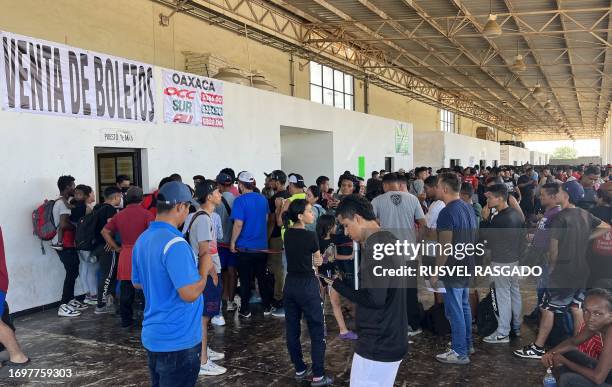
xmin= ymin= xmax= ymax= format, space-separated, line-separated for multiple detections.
xmin=530 ymin=151 xmax=549 ymax=165
xmin=414 ymin=131 xmax=500 ymax=170
xmin=280 ymin=127 xmax=334 ymax=187
xmin=0 ymin=65 xmax=413 ymax=312
xmin=500 ymin=145 xmax=531 ymax=166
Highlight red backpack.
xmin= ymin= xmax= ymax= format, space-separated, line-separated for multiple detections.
xmin=32 ymin=199 xmax=57 ymax=254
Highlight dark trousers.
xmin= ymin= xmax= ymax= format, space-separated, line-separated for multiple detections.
xmin=557 ymin=350 xmax=612 ymax=387
xmin=236 ymin=252 xmax=272 ymax=313
xmin=120 ymin=281 xmax=136 ymax=325
xmin=284 ymin=275 xmax=326 ymax=378
xmin=406 ymin=287 xmax=422 ymax=329
xmin=95 ymin=246 xmax=117 ymax=307
xmin=147 ymin=343 xmax=201 ymax=387
xmin=56 ymin=249 xmax=80 ymax=304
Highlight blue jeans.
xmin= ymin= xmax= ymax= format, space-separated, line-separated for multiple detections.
xmin=443 ymin=287 xmax=472 ymax=357
xmin=147 ymin=343 xmax=201 ymax=387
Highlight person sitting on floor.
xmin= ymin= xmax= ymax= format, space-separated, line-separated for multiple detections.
xmin=542 ymin=288 xmax=612 ymax=387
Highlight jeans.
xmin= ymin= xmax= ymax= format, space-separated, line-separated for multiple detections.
xmin=491 ymin=261 xmax=522 ymax=336
xmin=56 ymin=249 xmax=80 ymax=304
xmin=284 ymin=275 xmax=326 ymax=378
xmin=236 ymin=252 xmax=273 ymax=313
xmin=120 ymin=281 xmax=136 ymax=326
xmin=558 ymin=350 xmax=612 ymax=387
xmin=78 ymin=250 xmax=99 ymax=296
xmin=94 ymin=246 xmax=117 ymax=307
xmin=443 ymin=287 xmax=472 ymax=357
xmin=147 ymin=343 xmax=201 ymax=387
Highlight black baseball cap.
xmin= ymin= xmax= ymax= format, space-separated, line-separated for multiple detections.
xmin=194 ymin=180 xmax=218 ymax=203
xmin=216 ymin=173 xmax=234 ymax=185
xmin=288 ymin=173 xmax=305 ymax=188
xmin=267 ymin=170 xmax=287 ymax=184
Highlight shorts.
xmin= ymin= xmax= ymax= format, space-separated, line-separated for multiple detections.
xmin=218 ymin=246 xmax=236 ymax=269
xmin=540 ymin=288 xmax=585 ymax=313
xmin=0 ymin=291 xmax=5 ymax=316
xmin=335 ymin=260 xmax=355 ymax=284
xmin=203 ymin=276 xmax=222 ymax=318
xmin=318 ymin=262 xmax=337 ymax=287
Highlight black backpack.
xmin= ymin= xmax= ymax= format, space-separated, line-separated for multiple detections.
xmin=422 ymin=303 xmax=451 ymax=336
xmin=476 ymin=284 xmax=499 ymax=337
xmin=74 ymin=209 xmax=100 ymax=251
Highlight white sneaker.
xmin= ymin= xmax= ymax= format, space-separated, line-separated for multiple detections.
xmin=435 ymin=349 xmax=470 ymax=365
xmin=83 ymin=296 xmax=98 ymax=305
xmin=211 ymin=315 xmax=226 ymax=326
xmin=483 ymin=332 xmax=510 ymax=344
xmin=199 ymin=360 xmax=227 ymax=376
xmin=68 ymin=299 xmax=88 ymax=311
xmin=58 ymin=304 xmax=81 ymax=317
xmin=207 ymin=347 xmax=225 ymax=361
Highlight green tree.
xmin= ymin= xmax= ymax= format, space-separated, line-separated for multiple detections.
xmin=551 ymin=146 xmax=577 ymax=159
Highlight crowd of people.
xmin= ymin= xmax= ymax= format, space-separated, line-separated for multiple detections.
xmin=2 ymin=162 xmax=612 ymax=386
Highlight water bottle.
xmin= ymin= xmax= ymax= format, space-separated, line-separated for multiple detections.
xmin=543 ymin=368 xmax=556 ymax=387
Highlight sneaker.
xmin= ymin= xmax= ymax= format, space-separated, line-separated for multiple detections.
xmin=446 ymin=341 xmax=475 ymax=355
xmin=50 ymin=243 xmax=63 ymax=251
xmin=271 ymin=307 xmax=285 ymax=318
xmin=226 ymin=301 xmax=237 ymax=311
xmin=513 ymin=343 xmax=545 ymax=359
xmin=311 ymin=375 xmax=333 ymax=386
xmin=68 ymin=299 xmax=88 ymax=311
xmin=211 ymin=315 xmax=226 ymax=326
xmin=483 ymin=333 xmax=510 ymax=344
xmin=199 ymin=360 xmax=227 ymax=376
xmin=338 ymin=331 xmax=358 ymax=340
xmin=238 ymin=310 xmax=251 ymax=319
xmin=435 ymin=349 xmax=470 ymax=365
xmin=83 ymin=296 xmax=98 ymax=305
xmin=407 ymin=326 xmax=423 ymax=337
xmin=207 ymin=347 xmax=225 ymax=361
xmin=94 ymin=304 xmax=112 ymax=314
xmin=263 ymin=306 xmax=272 ymax=316
xmin=58 ymin=304 xmax=81 ymax=317
xmin=295 ymin=366 xmax=313 ymax=381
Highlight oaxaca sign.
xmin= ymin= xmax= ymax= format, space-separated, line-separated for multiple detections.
xmin=0 ymin=31 xmax=155 ymax=122
xmin=163 ymin=69 xmax=224 ymax=128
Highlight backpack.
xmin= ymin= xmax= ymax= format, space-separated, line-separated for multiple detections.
xmin=476 ymin=285 xmax=499 ymax=337
xmin=184 ymin=211 xmax=210 ymax=243
xmin=32 ymin=199 xmax=57 ymax=254
xmin=422 ymin=303 xmax=451 ymax=336
xmin=74 ymin=209 xmax=101 ymax=251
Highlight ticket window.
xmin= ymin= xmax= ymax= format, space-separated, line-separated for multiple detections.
xmin=95 ymin=148 xmax=142 ymax=200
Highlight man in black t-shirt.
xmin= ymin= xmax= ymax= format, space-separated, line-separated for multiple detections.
xmin=515 ymin=180 xmax=610 ymax=360
xmin=267 ymin=170 xmax=289 ymax=315
xmin=325 ymin=195 xmax=408 ymax=387
xmin=93 ymin=187 xmax=121 ymax=314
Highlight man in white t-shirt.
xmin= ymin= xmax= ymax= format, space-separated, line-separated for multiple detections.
xmin=423 ymin=175 xmax=446 ymax=302
xmin=52 ymin=175 xmax=88 ymax=318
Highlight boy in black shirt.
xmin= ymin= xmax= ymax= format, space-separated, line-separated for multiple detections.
xmin=324 ymin=195 xmax=408 ymax=387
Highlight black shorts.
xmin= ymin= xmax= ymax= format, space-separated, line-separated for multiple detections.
xmin=540 ymin=288 xmax=584 ymax=313
xmin=335 ymin=260 xmax=355 ymax=284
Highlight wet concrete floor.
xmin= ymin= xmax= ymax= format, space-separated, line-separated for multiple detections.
xmin=0 ymin=285 xmax=546 ymax=386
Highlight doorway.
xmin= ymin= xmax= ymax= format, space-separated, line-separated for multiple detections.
xmin=384 ymin=157 xmax=393 ymax=172
xmin=480 ymin=159 xmax=486 ymax=169
xmin=280 ymin=126 xmax=333 ymax=186
xmin=95 ymin=148 xmax=142 ymax=199
xmin=450 ymin=159 xmax=460 ymax=168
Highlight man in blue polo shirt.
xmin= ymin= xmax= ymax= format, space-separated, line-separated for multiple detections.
xmin=230 ymin=171 xmax=272 ymax=318
xmin=132 ymin=181 xmax=208 ymax=387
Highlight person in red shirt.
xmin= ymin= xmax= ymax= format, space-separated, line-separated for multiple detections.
xmin=462 ymin=167 xmax=479 ymax=191
xmin=102 ymin=187 xmax=154 ymax=328
xmin=0 ymin=227 xmax=29 ymax=365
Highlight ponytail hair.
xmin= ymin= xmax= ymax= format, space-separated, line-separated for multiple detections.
xmin=316 ymin=214 xmax=335 ymax=240
xmin=282 ymin=199 xmax=308 ymax=229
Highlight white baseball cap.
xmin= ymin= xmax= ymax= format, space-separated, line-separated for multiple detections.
xmin=237 ymin=171 xmax=255 ymax=183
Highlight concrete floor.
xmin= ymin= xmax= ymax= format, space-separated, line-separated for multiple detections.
xmin=0 ymin=286 xmax=547 ymax=386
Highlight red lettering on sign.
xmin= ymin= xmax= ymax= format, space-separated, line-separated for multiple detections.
xmin=200 ymin=93 xmax=223 ymax=104
xmin=173 ymin=114 xmax=193 ymax=124
xmin=164 ymin=87 xmax=196 ymax=100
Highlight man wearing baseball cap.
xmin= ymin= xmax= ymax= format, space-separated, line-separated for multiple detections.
xmin=230 ymin=171 xmax=273 ymax=318
xmin=514 ymin=180 xmax=610 ymax=360
xmin=267 ymin=170 xmax=290 ymax=317
xmin=278 ymin=174 xmax=307 ymax=238
xmin=132 ymin=181 xmax=208 ymax=386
